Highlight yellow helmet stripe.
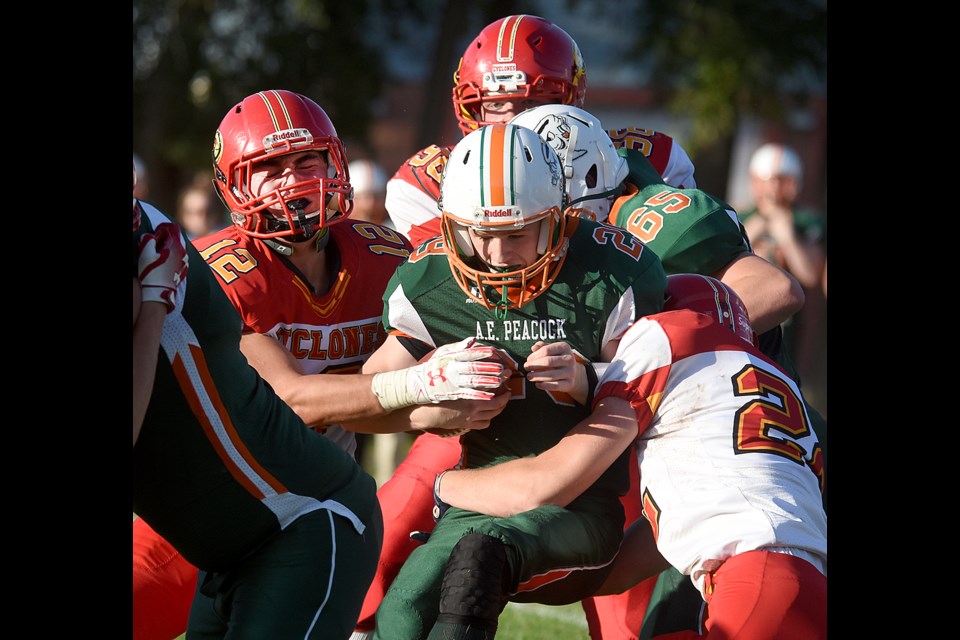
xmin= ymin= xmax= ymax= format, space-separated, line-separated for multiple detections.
xmin=256 ymin=90 xmax=294 ymax=131
xmin=497 ymin=14 xmax=524 ymax=61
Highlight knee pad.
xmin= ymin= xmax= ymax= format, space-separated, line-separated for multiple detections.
xmin=437 ymin=533 xmax=510 ymax=630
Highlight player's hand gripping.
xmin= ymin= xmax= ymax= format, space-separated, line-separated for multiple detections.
xmin=138 ymin=223 xmax=188 ymax=313
xmin=372 ymin=338 xmax=506 ymax=411
xmin=524 ymin=341 xmax=586 ymax=396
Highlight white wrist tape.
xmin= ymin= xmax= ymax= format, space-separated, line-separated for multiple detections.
xmin=371 ymin=368 xmax=424 ymax=411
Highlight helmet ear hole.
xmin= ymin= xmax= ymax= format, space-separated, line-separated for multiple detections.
xmin=585 ymin=164 xmax=598 ymax=188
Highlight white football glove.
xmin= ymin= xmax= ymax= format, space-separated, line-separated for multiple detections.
xmin=371 ymin=338 xmax=505 ymax=411
xmin=138 ymin=223 xmax=188 ymax=312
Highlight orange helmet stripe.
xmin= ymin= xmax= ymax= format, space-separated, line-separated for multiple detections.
xmin=476 ymin=124 xmax=518 ymax=208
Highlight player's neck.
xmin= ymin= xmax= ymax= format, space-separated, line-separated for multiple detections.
xmin=287 ymin=237 xmax=336 ymax=295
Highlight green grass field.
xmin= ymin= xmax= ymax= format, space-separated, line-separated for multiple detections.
xmin=172 ymin=601 xmax=590 ymax=639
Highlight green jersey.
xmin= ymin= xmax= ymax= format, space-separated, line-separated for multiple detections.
xmin=133 ymin=201 xmax=378 ymax=572
xmin=607 ymin=149 xmax=801 ymax=378
xmin=381 ymin=216 xmax=666 ymax=502
xmin=609 ymin=148 xmax=751 ymax=277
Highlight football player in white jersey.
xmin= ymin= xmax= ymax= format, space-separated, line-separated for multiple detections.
xmin=434 ymin=274 xmax=827 ymax=639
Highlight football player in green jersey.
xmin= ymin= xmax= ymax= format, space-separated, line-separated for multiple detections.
xmin=511 ymin=104 xmax=827 ymax=640
xmin=361 ymin=123 xmax=667 ymax=640
xmin=134 ymin=192 xmax=383 ymax=638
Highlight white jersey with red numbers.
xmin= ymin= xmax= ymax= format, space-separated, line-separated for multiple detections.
xmin=192 ymin=220 xmax=412 ymax=456
xmin=594 ymin=309 xmax=827 ymax=598
xmin=386 ymin=128 xmax=696 ymax=248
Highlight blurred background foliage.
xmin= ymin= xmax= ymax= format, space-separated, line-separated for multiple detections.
xmin=133 ymin=0 xmax=826 ymax=214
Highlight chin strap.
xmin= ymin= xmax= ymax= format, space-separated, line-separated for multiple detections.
xmin=495 ymin=285 xmax=509 ymax=320
xmin=566 ymin=183 xmax=627 ymax=210
xmin=262 ymin=237 xmax=293 ymax=256
xmin=261 ymin=227 xmax=330 ymax=257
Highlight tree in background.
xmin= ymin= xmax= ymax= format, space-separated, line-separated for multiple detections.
xmin=134 ymin=0 xmax=826 ymax=212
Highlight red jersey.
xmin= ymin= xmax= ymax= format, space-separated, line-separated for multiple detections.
xmin=193 ymin=221 xmax=412 ymax=452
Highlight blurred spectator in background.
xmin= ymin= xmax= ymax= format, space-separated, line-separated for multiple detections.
xmin=348 ymin=159 xmax=393 ymax=228
xmin=176 ymin=172 xmax=228 ymax=241
xmin=738 ymin=143 xmax=826 ymax=413
xmin=133 ymin=153 xmax=150 ymax=200
xmin=348 ymin=158 xmax=407 ymax=483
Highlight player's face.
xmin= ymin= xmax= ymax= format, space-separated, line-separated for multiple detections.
xmin=468 ymin=222 xmax=542 ymax=269
xmin=481 ymin=96 xmax=555 ymax=124
xmin=250 ymin=150 xmax=329 ymax=214
xmin=751 ymin=173 xmax=799 ymax=207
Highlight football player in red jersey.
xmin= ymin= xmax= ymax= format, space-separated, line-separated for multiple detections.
xmin=386 ymin=14 xmax=697 ymax=249
xmin=133 ymin=90 xmax=510 ymax=640
xmin=434 ymin=275 xmax=827 ymax=640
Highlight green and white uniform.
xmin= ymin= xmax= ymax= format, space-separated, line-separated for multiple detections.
xmin=133 ymin=201 xmax=383 ymax=639
xmin=372 ymin=216 xmax=666 ymax=639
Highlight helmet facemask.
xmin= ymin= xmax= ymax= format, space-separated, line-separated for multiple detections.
xmin=222 ymin=142 xmax=353 ymax=241
xmin=212 ymin=90 xmax=355 ymax=242
xmin=451 ymin=15 xmax=587 ymax=136
xmin=439 ymin=123 xmax=570 ymax=318
xmin=442 ymin=209 xmax=568 ymax=317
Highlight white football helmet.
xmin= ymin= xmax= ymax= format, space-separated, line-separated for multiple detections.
xmin=440 ymin=123 xmax=569 ymax=312
xmin=509 ymin=104 xmax=627 ymax=221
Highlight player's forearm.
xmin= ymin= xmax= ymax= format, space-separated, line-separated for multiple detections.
xmin=439 ymin=460 xmax=558 ymax=517
xmin=278 ymin=374 xmax=392 ymax=428
xmin=340 ymin=402 xmax=421 ymax=434
xmin=716 ymin=253 xmax=804 ymax=334
xmin=439 ymin=398 xmax=639 ymax=516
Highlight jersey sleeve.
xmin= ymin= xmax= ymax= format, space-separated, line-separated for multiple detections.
xmin=608 ymin=127 xmax=697 ymax=189
xmin=594 ymin=315 xmax=673 ymax=434
xmin=384 ymin=144 xmax=451 ymax=248
xmin=379 ymin=254 xmax=438 ymax=350
xmin=572 ymin=219 xmax=667 ymax=347
xmin=654 ymin=200 xmax=750 ymax=276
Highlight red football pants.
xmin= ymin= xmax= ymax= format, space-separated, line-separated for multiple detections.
xmin=132 ymin=516 xmax=198 ymax=640
xmin=581 ymin=451 xmax=657 ymax=640
xmin=354 ymin=432 xmax=462 ymax=631
xmin=702 ymin=550 xmax=827 ymax=639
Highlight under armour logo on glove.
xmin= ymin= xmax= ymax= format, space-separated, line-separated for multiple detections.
xmin=426 ymin=369 xmax=449 ymax=387
xmin=371 ymin=337 xmax=506 ymax=410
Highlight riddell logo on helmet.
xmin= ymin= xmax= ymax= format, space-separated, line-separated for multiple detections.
xmin=263 ymin=128 xmax=314 ymax=150
xmin=483 ymin=210 xmax=514 ymax=218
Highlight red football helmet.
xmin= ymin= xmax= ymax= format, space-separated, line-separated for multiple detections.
xmin=211 ymin=90 xmax=353 ymax=240
xmin=452 ymin=15 xmax=587 ymax=135
xmin=663 ymin=274 xmax=757 ymax=346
